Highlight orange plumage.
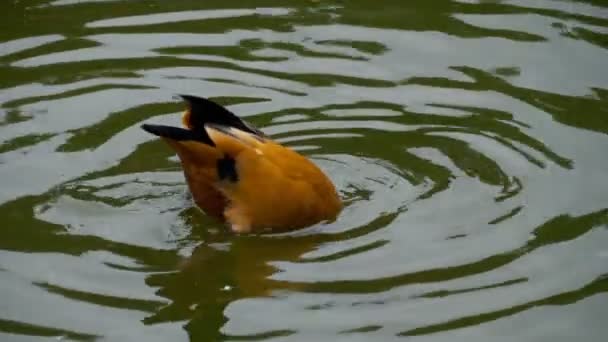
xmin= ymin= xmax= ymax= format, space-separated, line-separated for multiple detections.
xmin=142 ymin=95 xmax=342 ymax=233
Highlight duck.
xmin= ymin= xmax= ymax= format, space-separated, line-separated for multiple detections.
xmin=141 ymin=95 xmax=342 ymax=233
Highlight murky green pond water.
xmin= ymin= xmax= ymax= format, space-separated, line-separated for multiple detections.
xmin=1 ymin=0 xmax=608 ymax=341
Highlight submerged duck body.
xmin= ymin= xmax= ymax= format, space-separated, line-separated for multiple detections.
xmin=142 ymin=95 xmax=342 ymax=233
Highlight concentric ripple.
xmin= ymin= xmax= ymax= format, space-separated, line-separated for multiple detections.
xmin=1 ymin=1 xmax=608 ymax=341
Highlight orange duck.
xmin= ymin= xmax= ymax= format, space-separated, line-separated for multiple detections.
xmin=142 ymin=95 xmax=342 ymax=233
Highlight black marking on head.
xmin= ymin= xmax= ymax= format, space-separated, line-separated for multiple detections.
xmin=141 ymin=124 xmax=215 ymax=146
xmin=217 ymin=155 xmax=238 ymax=182
xmin=178 ymin=94 xmax=266 ymax=138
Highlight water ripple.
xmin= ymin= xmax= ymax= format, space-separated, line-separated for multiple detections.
xmin=1 ymin=1 xmax=607 ymax=341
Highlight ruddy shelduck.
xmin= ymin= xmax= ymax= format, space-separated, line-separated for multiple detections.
xmin=142 ymin=95 xmax=342 ymax=233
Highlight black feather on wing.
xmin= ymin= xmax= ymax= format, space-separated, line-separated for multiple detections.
xmin=178 ymin=95 xmax=266 ymax=138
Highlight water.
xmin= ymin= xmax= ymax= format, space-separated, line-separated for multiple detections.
xmin=1 ymin=0 xmax=607 ymax=341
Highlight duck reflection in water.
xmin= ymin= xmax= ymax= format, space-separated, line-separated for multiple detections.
xmin=143 ymin=208 xmax=321 ymax=341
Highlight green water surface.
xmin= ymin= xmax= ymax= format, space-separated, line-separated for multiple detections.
xmin=1 ymin=0 xmax=607 ymax=341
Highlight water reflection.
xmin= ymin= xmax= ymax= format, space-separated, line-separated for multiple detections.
xmin=1 ymin=0 xmax=607 ymax=341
